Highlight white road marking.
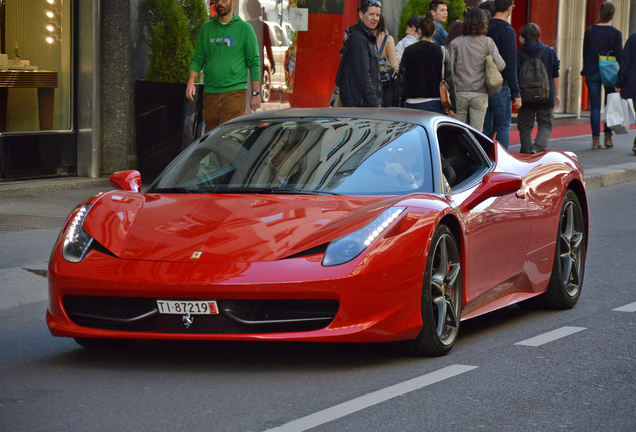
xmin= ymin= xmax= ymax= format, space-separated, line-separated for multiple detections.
xmin=613 ymin=301 xmax=636 ymax=312
xmin=515 ymin=326 xmax=587 ymax=347
xmin=264 ymin=364 xmax=478 ymax=432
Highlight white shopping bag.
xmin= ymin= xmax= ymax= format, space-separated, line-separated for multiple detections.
xmin=627 ymin=98 xmax=636 ymax=124
xmin=603 ymin=93 xmax=629 ymax=134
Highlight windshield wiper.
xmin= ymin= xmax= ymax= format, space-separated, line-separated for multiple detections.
xmin=208 ymin=187 xmax=338 ymax=195
xmin=273 ymin=188 xmax=339 ymax=195
xmin=150 ymin=187 xmax=199 ymax=194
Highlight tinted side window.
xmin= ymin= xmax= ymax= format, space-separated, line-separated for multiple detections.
xmin=437 ymin=125 xmax=490 ymax=191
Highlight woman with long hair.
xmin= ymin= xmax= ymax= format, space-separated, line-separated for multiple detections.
xmin=335 ymin=0 xmax=382 ymax=107
xmin=443 ymin=20 xmax=463 ymax=47
xmin=399 ymin=12 xmax=456 ymax=115
xmin=449 ymin=7 xmax=505 ymax=131
xmin=582 ymin=2 xmax=623 ymax=149
xmin=375 ymin=14 xmax=398 ymax=107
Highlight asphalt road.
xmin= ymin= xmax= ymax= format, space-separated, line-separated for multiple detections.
xmin=0 ymin=182 xmax=635 ymax=431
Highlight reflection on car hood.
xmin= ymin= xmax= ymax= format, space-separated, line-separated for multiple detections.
xmin=82 ymin=191 xmax=398 ymax=262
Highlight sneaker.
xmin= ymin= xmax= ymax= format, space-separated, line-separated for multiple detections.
xmin=529 ymin=148 xmax=539 ymax=154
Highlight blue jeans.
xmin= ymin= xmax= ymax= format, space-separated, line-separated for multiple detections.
xmin=483 ymin=85 xmax=512 ymax=149
xmin=405 ymin=100 xmax=445 ymax=114
xmin=585 ymin=72 xmax=613 ymax=137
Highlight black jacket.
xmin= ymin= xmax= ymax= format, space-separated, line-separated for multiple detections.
xmin=336 ymin=21 xmax=381 ymax=107
xmin=399 ymin=41 xmax=456 ymax=112
xmin=487 ymin=18 xmax=521 ymax=99
xmin=617 ymin=33 xmax=636 ymax=99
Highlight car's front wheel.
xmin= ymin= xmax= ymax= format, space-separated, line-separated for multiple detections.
xmin=542 ymin=190 xmax=586 ymax=309
xmin=408 ymin=225 xmax=462 ymax=356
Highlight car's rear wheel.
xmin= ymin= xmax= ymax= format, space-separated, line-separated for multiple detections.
xmin=542 ymin=190 xmax=586 ymax=309
xmin=74 ymin=337 xmax=137 ymax=349
xmin=408 ymin=225 xmax=462 ymax=356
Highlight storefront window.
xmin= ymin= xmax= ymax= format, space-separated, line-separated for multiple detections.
xmin=237 ymin=0 xmax=296 ymax=111
xmin=0 ymin=0 xmax=72 ymax=133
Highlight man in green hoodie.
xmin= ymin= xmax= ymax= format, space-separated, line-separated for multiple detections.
xmin=186 ymin=0 xmax=261 ymax=132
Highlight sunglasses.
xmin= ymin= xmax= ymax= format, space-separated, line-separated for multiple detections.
xmin=366 ymin=0 xmax=382 ymax=7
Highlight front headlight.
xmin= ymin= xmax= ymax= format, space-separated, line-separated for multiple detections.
xmin=322 ymin=207 xmax=406 ymax=267
xmin=62 ymin=205 xmax=94 ymax=263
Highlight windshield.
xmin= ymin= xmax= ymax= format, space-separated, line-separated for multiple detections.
xmin=149 ymin=118 xmax=433 ymax=195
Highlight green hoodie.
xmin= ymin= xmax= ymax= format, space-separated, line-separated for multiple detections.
xmin=189 ymin=14 xmax=260 ymax=94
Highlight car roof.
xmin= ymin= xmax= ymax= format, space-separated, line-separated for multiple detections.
xmin=225 ymin=107 xmax=456 ymax=130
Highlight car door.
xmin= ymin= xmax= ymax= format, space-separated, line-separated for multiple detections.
xmin=438 ymin=124 xmax=532 ymax=304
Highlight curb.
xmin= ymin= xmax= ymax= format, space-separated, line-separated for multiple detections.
xmin=0 ymin=166 xmax=634 ymax=198
xmin=0 ymin=177 xmax=111 ymax=199
xmin=584 ymin=162 xmax=636 ymax=190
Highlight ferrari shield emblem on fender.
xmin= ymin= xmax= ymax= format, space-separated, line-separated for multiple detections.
xmin=191 ymin=251 xmax=202 ymax=259
xmin=182 ymin=312 xmax=194 ymax=328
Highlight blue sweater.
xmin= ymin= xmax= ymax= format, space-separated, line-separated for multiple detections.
xmin=487 ymin=18 xmax=520 ymax=99
xmin=517 ymin=42 xmax=560 ymax=109
xmin=582 ymin=25 xmax=623 ymax=77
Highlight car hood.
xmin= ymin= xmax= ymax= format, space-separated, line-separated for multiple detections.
xmin=82 ymin=191 xmax=399 ymax=262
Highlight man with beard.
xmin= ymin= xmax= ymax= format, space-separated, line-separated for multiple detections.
xmin=186 ymin=0 xmax=261 ymax=132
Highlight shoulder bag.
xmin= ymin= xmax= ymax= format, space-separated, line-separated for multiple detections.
xmin=588 ymin=27 xmax=619 ymax=87
xmin=485 ymin=38 xmax=504 ymax=94
xmin=440 ymin=47 xmax=452 ymax=110
xmin=378 ymin=34 xmax=396 ymax=83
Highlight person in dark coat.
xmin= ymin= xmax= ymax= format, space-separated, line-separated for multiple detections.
xmin=336 ymin=0 xmax=382 ymax=107
xmin=516 ymin=23 xmax=560 ymax=154
xmin=399 ymin=12 xmax=456 ymax=115
xmin=582 ymin=2 xmax=622 ymax=149
xmin=482 ymin=0 xmax=522 ymax=149
xmin=615 ymin=32 xmax=636 ymax=155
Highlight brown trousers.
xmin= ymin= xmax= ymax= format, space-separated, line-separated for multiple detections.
xmin=203 ymin=90 xmax=248 ymax=133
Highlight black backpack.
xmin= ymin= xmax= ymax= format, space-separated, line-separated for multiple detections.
xmin=518 ymin=46 xmax=550 ymax=103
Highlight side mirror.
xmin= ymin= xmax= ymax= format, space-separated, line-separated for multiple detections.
xmin=109 ymin=170 xmax=142 ymax=192
xmin=460 ymin=172 xmax=522 ymax=211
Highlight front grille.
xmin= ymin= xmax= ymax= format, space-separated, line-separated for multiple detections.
xmin=63 ymin=296 xmax=156 ymax=331
xmin=222 ymin=299 xmax=338 ymax=322
xmin=62 ymin=296 xmax=339 ymax=334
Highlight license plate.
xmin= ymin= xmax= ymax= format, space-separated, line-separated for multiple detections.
xmin=156 ymin=300 xmax=219 ymax=315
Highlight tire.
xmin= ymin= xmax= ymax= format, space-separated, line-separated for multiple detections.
xmin=541 ymin=190 xmax=586 ymax=309
xmin=408 ymin=225 xmax=462 ymax=356
xmin=74 ymin=337 xmax=137 ymax=349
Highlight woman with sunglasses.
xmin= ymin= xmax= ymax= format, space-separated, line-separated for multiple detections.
xmin=335 ymin=0 xmax=382 ymax=107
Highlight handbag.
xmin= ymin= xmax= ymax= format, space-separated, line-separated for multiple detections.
xmin=439 ymin=47 xmax=452 ymax=110
xmin=378 ymin=34 xmax=396 ymax=83
xmin=485 ymin=38 xmax=503 ymax=94
xmin=588 ymin=28 xmax=619 ymax=87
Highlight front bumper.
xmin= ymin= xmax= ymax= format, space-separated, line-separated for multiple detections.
xmin=47 ymin=246 xmax=426 ymax=343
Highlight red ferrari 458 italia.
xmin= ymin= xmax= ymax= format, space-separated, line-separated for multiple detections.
xmin=47 ymin=108 xmax=588 ymax=356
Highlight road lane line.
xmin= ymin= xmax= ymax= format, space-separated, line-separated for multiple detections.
xmin=613 ymin=301 xmax=636 ymax=312
xmin=264 ymin=364 xmax=478 ymax=432
xmin=515 ymin=326 xmax=587 ymax=347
